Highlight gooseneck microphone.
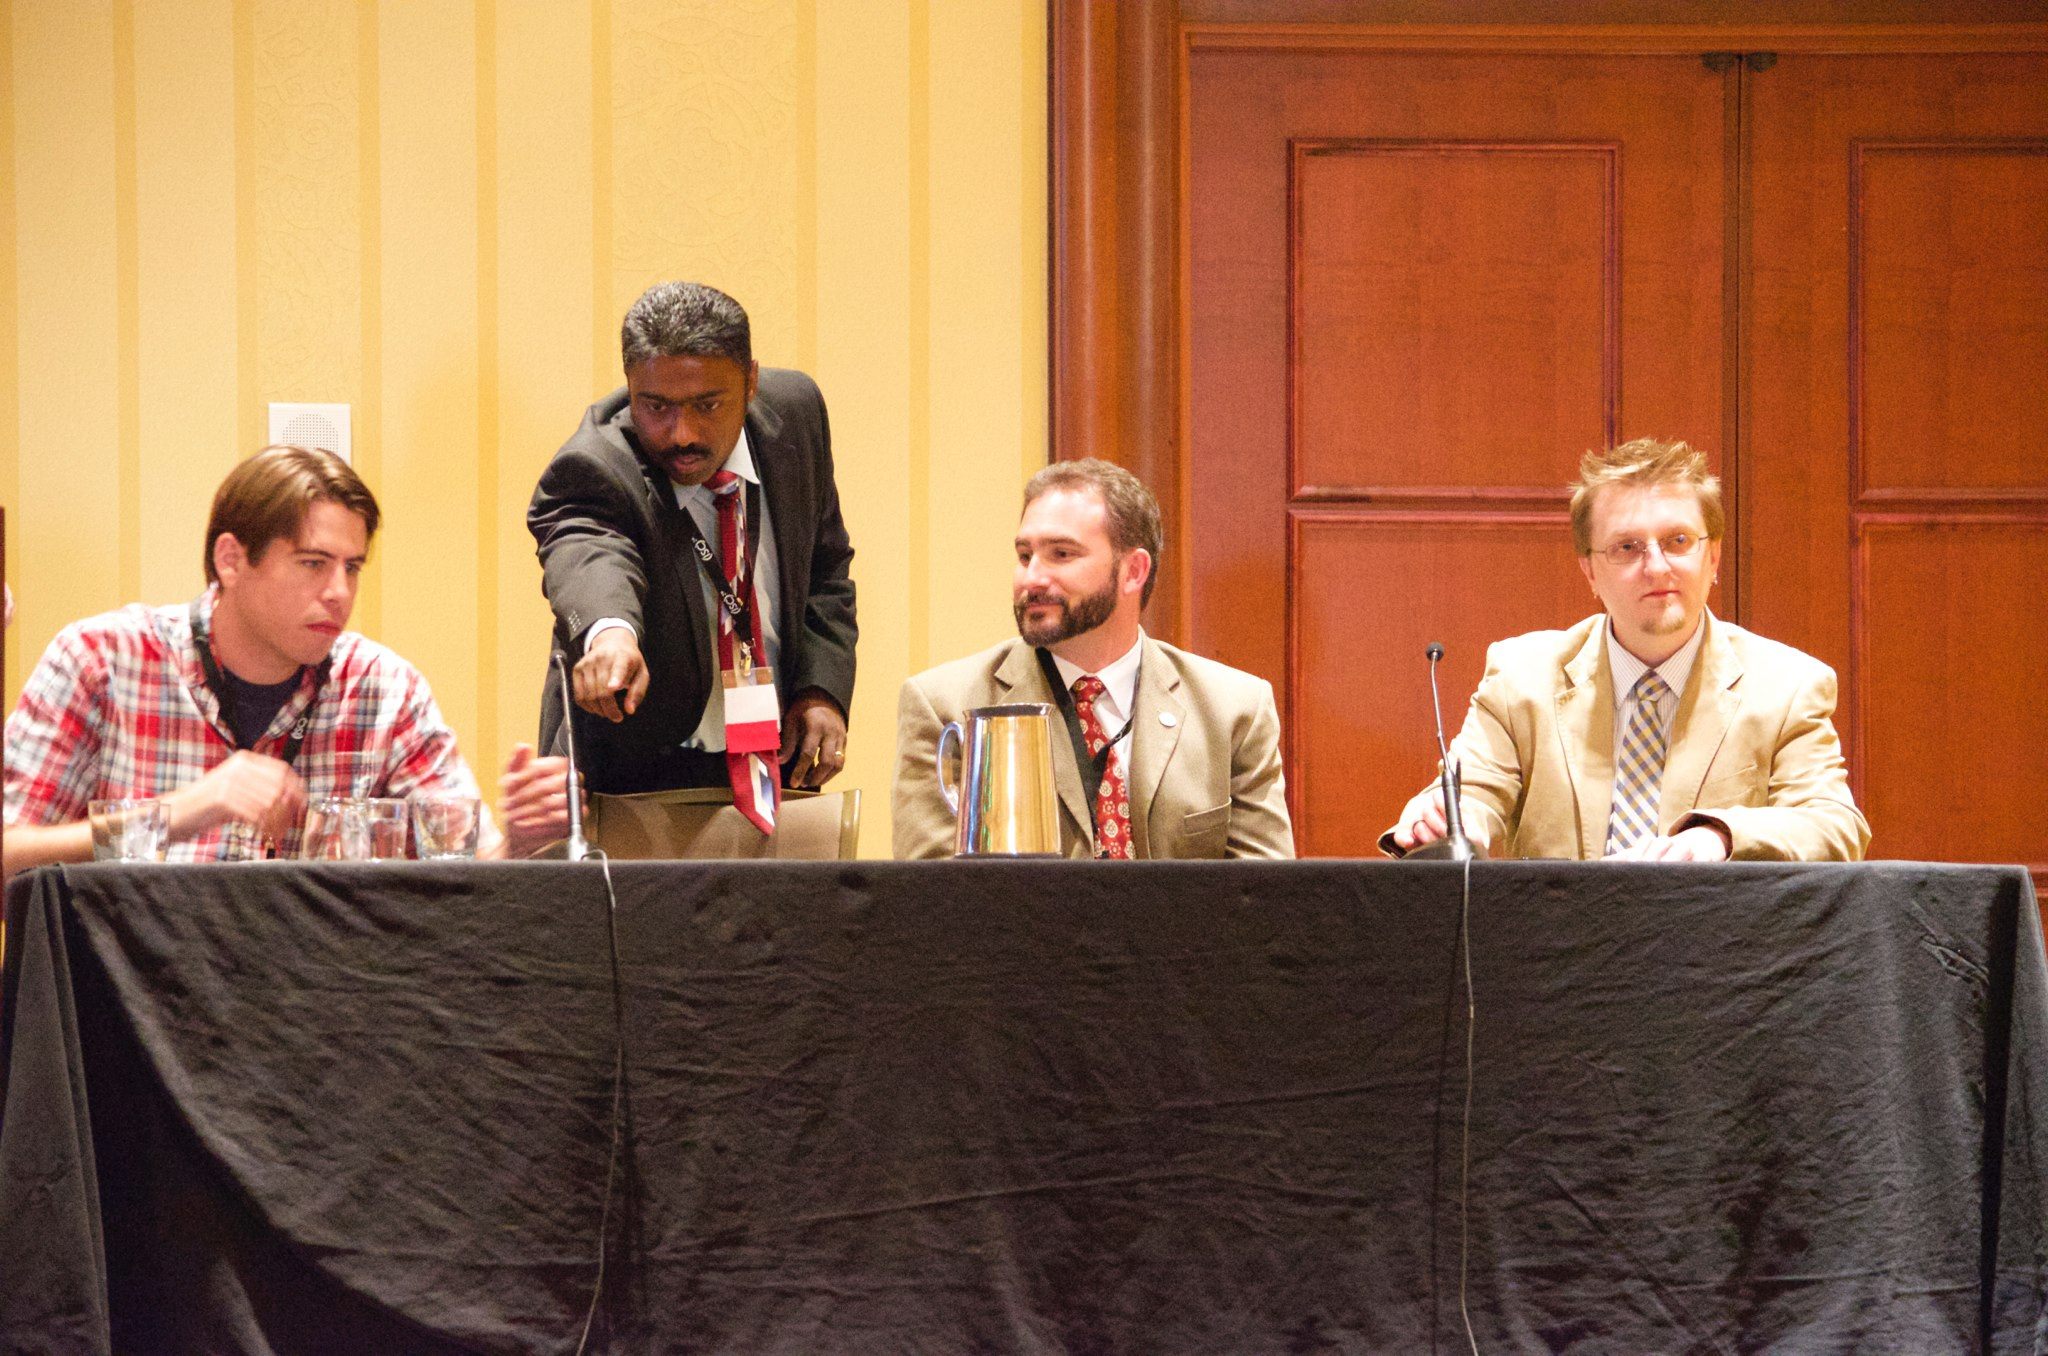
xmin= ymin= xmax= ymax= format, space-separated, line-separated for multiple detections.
xmin=553 ymin=650 xmax=590 ymax=863
xmin=1408 ymin=640 xmax=1482 ymax=862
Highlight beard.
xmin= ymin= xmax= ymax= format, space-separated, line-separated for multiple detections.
xmin=1014 ymin=575 xmax=1119 ymax=648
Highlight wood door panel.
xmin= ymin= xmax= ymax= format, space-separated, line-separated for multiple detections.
xmin=1293 ymin=142 xmax=1616 ymax=494
xmin=1291 ymin=513 xmax=1589 ymax=855
xmin=1857 ymin=142 xmax=2048 ymax=497
xmin=1747 ymin=53 xmax=2048 ymax=877
xmin=1857 ymin=521 xmax=2048 ymax=868
xmin=1746 ymin=54 xmax=2048 ymax=664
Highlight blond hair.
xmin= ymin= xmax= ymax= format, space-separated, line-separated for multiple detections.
xmin=1569 ymin=438 xmax=1724 ymax=556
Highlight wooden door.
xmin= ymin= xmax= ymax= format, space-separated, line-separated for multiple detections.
xmin=1185 ymin=46 xmax=1731 ymax=854
xmin=1745 ymin=54 xmax=2048 ymax=877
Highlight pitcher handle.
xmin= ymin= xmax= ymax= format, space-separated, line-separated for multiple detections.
xmin=936 ymin=720 xmax=964 ymax=816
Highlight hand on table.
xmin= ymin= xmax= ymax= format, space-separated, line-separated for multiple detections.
xmin=1609 ymin=824 xmax=1732 ymax=862
xmin=166 ymin=751 xmax=307 ymax=851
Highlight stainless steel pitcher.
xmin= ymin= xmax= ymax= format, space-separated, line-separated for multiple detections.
xmin=936 ymin=703 xmax=1062 ymax=856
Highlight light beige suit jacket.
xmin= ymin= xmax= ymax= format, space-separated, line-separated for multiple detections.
xmin=1383 ymin=613 xmax=1869 ymax=861
xmin=893 ymin=636 xmax=1296 ymax=860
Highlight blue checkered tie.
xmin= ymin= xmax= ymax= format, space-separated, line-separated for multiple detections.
xmin=1606 ymin=670 xmax=1672 ymax=856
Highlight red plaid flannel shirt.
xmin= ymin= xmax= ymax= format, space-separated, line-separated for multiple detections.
xmin=4 ymin=589 xmax=493 ymax=860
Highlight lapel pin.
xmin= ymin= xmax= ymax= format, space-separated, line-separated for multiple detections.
xmin=1159 ymin=711 xmax=1178 ymax=728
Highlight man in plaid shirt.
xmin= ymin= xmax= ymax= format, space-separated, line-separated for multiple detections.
xmin=3 ymin=446 xmax=571 ymax=873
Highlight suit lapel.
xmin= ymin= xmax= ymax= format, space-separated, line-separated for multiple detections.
xmin=1556 ymin=621 xmax=1616 ymax=861
xmin=1657 ymin=613 xmax=1740 ymax=829
xmin=625 ymin=418 xmax=714 ymax=699
xmin=1128 ymin=639 xmax=1184 ymax=860
xmin=996 ymin=642 xmax=1094 ymax=850
xmin=748 ymin=395 xmax=806 ymax=662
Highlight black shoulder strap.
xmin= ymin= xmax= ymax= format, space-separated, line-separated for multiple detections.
xmin=188 ymin=600 xmax=330 ymax=768
xmin=1033 ymin=646 xmax=1136 ymax=808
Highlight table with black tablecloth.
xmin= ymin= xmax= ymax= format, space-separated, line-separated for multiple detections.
xmin=2 ymin=860 xmax=2043 ymax=1354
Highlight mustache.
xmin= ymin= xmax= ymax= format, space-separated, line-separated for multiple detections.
xmin=1015 ymin=590 xmax=1063 ymax=608
xmin=668 ymin=442 xmax=714 ymax=460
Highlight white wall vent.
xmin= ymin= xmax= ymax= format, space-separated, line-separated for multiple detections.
xmin=267 ymin=402 xmax=353 ymax=463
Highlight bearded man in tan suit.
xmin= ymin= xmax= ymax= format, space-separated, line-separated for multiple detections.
xmin=1386 ymin=439 xmax=1868 ymax=863
xmin=893 ymin=459 xmax=1295 ymax=860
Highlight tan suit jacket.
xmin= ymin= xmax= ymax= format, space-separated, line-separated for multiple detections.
xmin=893 ymin=636 xmax=1296 ymax=860
xmin=1384 ymin=613 xmax=1869 ymax=861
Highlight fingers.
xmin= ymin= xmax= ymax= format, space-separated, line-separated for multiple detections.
xmin=503 ymin=768 xmax=578 ymax=856
xmin=503 ymin=742 xmax=534 ymax=777
xmin=795 ymin=748 xmax=835 ymax=790
xmin=780 ymin=700 xmax=847 ymax=789
xmin=1398 ymin=798 xmax=1448 ymax=850
xmin=571 ymin=655 xmax=610 ymax=718
xmin=501 ymin=750 xmax=561 ymax=798
xmin=249 ymin=764 xmax=306 ymax=849
xmin=787 ymin=722 xmax=827 ymax=787
xmin=573 ymin=654 xmax=627 ymax=722
xmin=504 ymin=760 xmax=572 ymax=818
xmin=573 ymin=638 xmax=644 ymax=724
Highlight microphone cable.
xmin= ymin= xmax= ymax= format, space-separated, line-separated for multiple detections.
xmin=571 ymin=846 xmax=626 ymax=1356
xmin=1456 ymin=848 xmax=1480 ymax=1356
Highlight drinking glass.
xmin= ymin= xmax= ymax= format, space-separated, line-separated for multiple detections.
xmin=411 ymin=794 xmax=481 ymax=860
xmin=303 ymin=797 xmax=411 ymax=861
xmin=89 ymin=798 xmax=169 ymax=862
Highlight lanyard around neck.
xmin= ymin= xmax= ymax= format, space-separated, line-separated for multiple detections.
xmin=188 ymin=600 xmax=330 ymax=768
xmin=1034 ymin=646 xmax=1137 ymax=807
xmin=675 ymin=479 xmax=766 ymax=638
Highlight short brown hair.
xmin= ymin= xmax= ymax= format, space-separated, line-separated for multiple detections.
xmin=1024 ymin=458 xmax=1165 ymax=607
xmin=1569 ymin=438 xmax=1724 ymax=556
xmin=203 ymin=445 xmax=381 ymax=585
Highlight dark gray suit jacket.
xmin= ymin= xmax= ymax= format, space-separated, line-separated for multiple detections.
xmin=528 ymin=367 xmax=857 ymax=792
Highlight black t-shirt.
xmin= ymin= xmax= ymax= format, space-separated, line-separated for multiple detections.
xmin=218 ymin=668 xmax=303 ymax=752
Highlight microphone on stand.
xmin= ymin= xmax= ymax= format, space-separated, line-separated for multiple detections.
xmin=1406 ymin=641 xmax=1483 ymax=862
xmin=553 ymin=650 xmax=590 ymax=863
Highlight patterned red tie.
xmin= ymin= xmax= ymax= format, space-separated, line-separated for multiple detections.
xmin=709 ymin=470 xmax=778 ymax=835
xmin=1071 ymin=675 xmax=1133 ymax=859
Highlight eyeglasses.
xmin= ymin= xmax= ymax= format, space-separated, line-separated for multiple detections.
xmin=1594 ymin=532 xmax=1707 ymax=567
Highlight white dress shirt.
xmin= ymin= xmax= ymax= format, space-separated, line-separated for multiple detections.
xmin=1605 ymin=615 xmax=1706 ymax=766
xmin=1051 ymin=630 xmax=1144 ymax=781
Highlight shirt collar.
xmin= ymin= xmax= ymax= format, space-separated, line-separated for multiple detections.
xmin=178 ymin=585 xmax=327 ymax=737
xmin=1606 ymin=611 xmax=1708 ymax=705
xmin=725 ymin=428 xmax=759 ymax=485
xmin=1050 ymin=628 xmax=1145 ymax=719
xmin=675 ymin=428 xmax=758 ymax=505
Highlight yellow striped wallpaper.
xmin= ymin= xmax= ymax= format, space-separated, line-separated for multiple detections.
xmin=2 ymin=0 xmax=1048 ymax=855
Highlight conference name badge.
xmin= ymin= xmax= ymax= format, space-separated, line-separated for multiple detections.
xmin=723 ymin=664 xmax=781 ymax=755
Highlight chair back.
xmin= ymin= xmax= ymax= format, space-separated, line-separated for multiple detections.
xmin=584 ymin=787 xmax=860 ymax=861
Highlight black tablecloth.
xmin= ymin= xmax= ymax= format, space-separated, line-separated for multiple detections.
xmin=2 ymin=860 xmax=2043 ymax=1354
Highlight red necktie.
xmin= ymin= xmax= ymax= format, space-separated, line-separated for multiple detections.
xmin=1071 ymin=675 xmax=1133 ymax=859
xmin=709 ymin=471 xmax=777 ymax=835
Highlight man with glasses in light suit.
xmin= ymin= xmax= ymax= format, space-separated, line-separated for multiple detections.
xmin=1384 ymin=439 xmax=1869 ymax=863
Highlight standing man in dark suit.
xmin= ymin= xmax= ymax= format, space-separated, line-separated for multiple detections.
xmin=528 ymin=282 xmax=857 ymax=821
